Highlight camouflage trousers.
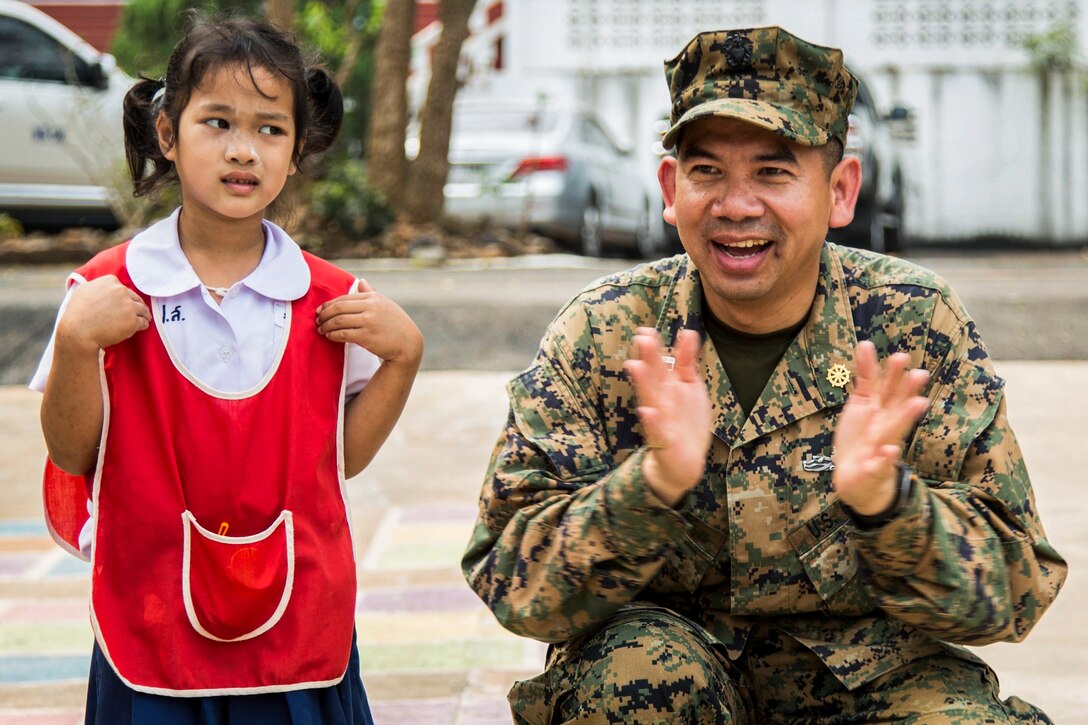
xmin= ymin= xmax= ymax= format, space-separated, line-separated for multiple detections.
xmin=508 ymin=605 xmax=1052 ymax=724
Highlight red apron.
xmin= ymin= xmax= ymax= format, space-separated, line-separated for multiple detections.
xmin=42 ymin=242 xmax=358 ymax=695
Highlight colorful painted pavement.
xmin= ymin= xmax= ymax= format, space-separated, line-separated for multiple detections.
xmin=0 ymin=503 xmax=544 ymax=724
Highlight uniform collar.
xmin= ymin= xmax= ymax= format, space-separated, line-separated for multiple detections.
xmin=655 ymin=244 xmax=858 ymax=448
xmin=126 ymin=207 xmax=310 ymax=301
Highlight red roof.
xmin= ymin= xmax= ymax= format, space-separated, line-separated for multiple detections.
xmin=28 ymin=2 xmax=124 ymax=53
xmin=414 ymin=1 xmax=439 ymax=34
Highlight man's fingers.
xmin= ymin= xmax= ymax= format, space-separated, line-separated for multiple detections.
xmin=852 ymin=341 xmax=878 ymax=398
xmin=631 ymin=330 xmax=668 ymax=396
xmin=888 ymin=395 xmax=929 ymax=438
xmin=674 ymin=329 xmax=702 ymax=383
xmin=625 ymin=362 xmax=671 ymax=449
xmin=624 ymin=356 xmax=661 ymax=412
xmin=887 ymin=367 xmax=929 ymax=411
xmin=878 ymin=353 xmax=912 ymax=408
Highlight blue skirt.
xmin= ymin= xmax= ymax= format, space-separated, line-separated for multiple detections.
xmin=85 ymin=631 xmax=374 ymax=725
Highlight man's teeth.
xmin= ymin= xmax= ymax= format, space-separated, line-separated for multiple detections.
xmin=724 ymin=239 xmax=769 ymax=248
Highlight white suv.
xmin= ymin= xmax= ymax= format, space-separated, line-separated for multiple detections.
xmin=0 ymin=0 xmax=132 ymax=226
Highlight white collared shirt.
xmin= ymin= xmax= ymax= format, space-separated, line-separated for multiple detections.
xmin=30 ymin=208 xmax=380 ymax=395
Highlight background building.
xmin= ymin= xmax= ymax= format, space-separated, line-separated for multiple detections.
xmin=26 ymin=0 xmax=123 ymax=52
xmin=425 ymin=0 xmax=1088 ymax=245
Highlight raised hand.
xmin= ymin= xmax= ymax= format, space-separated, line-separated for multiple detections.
xmin=57 ymin=275 xmax=151 ymax=353
xmin=832 ymin=341 xmax=930 ymax=516
xmin=315 ymin=279 xmax=423 ymax=367
xmin=623 ymin=327 xmax=711 ymax=507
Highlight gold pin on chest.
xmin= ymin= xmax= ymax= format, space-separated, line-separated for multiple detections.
xmin=826 ymin=364 xmax=850 ymax=388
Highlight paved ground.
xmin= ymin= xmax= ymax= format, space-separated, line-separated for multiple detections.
xmin=3 ymin=247 xmax=1088 ymax=384
xmin=0 ymin=249 xmax=1085 ymax=722
xmin=1 ymin=362 xmax=1085 ymax=723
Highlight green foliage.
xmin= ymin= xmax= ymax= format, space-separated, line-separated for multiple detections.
xmin=1023 ymin=25 xmax=1079 ymax=73
xmin=0 ymin=213 xmax=23 ymax=240
xmin=111 ymin=0 xmax=260 ymax=78
xmin=112 ymin=0 xmax=378 ymax=158
xmin=307 ymin=157 xmax=392 ymax=244
xmin=296 ymin=1 xmax=379 ymax=157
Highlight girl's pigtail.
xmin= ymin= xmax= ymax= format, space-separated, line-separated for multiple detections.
xmin=122 ymin=77 xmax=173 ymax=197
xmin=303 ymin=67 xmax=344 ymax=157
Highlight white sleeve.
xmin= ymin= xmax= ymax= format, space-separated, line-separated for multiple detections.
xmin=345 ymin=344 xmax=381 ymax=397
xmin=343 ymin=277 xmax=382 ymax=397
xmin=28 ymin=279 xmax=82 ymax=393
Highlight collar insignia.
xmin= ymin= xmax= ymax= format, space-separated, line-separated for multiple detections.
xmin=826 ymin=363 xmax=850 ymax=388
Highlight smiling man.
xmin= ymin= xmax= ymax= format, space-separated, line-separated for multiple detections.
xmin=463 ymin=27 xmax=1066 ymax=723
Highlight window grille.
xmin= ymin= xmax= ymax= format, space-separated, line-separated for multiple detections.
xmin=872 ymin=0 xmax=1078 ymax=49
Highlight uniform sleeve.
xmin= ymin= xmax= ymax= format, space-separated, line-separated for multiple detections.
xmin=849 ymin=305 xmax=1067 ymax=645
xmin=461 ymin=304 xmax=689 ymax=643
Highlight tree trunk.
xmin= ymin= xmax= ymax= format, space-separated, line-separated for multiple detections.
xmin=403 ymin=0 xmax=478 ymax=224
xmin=365 ymin=0 xmax=416 ymax=210
xmin=333 ymin=0 xmax=364 ymax=90
xmin=263 ymin=0 xmax=294 ymax=31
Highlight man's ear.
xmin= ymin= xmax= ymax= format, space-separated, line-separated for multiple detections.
xmin=155 ymin=112 xmax=176 ymax=161
xmin=828 ymin=155 xmax=862 ymax=229
xmin=658 ymin=156 xmax=679 ymax=226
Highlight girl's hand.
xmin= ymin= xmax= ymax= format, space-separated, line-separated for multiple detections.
xmin=57 ymin=275 xmax=151 ymax=354
xmin=315 ymin=280 xmax=423 ymax=367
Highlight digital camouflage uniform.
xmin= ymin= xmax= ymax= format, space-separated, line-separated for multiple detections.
xmin=462 ymin=26 xmax=1067 ymax=724
xmin=661 ymin=27 xmax=857 ymax=150
xmin=462 ymin=247 xmax=1067 ymax=722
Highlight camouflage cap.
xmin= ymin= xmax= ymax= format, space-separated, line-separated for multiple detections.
xmin=662 ymin=26 xmax=858 ymax=150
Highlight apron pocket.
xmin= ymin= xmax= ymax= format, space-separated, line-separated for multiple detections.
xmin=182 ymin=510 xmax=295 ymax=642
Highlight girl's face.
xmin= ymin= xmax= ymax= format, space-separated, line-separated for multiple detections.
xmin=157 ymin=64 xmax=297 ymax=229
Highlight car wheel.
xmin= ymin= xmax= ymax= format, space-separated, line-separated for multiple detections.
xmin=635 ymin=199 xmax=661 ymax=259
xmin=579 ymin=200 xmax=603 ymax=257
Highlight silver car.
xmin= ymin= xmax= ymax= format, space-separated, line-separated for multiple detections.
xmin=0 ymin=0 xmax=132 ymax=227
xmin=829 ymin=79 xmax=910 ymax=253
xmin=442 ymin=99 xmax=663 ymax=257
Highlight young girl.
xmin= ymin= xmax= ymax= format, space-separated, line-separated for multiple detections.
xmin=32 ymin=14 xmax=421 ymax=724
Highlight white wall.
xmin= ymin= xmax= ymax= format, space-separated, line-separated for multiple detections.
xmin=445 ymin=0 xmax=1088 ymax=244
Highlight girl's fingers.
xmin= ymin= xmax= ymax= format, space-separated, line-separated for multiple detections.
xmin=318 ymin=313 xmax=372 ymax=336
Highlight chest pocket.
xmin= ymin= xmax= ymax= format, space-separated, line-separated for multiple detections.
xmin=788 ymin=501 xmax=871 ymax=614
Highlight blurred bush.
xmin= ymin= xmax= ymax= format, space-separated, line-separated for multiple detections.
xmin=300 ymin=157 xmax=392 ymax=254
xmin=0 ymin=213 xmax=24 ymax=240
